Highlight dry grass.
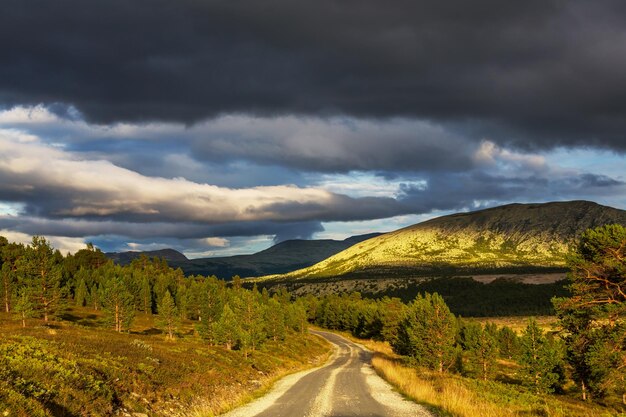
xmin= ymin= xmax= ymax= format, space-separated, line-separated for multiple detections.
xmin=371 ymin=353 xmax=617 ymax=417
xmin=470 ymin=316 xmax=558 ymax=334
xmin=346 ymin=335 xmax=620 ymax=417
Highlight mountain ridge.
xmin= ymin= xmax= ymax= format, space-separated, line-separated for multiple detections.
xmin=105 ymin=233 xmax=382 ymax=279
xmin=258 ymin=201 xmax=626 ymax=281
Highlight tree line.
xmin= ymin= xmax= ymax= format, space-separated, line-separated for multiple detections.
xmin=0 ymin=237 xmax=307 ymax=356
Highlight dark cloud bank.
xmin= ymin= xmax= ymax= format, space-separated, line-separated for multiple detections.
xmin=2 ymin=0 xmax=626 ymax=150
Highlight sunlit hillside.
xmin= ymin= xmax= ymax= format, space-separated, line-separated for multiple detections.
xmin=261 ymin=201 xmax=626 ymax=281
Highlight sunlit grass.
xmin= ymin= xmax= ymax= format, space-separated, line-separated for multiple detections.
xmin=353 ymin=337 xmax=621 ymax=417
xmin=0 ymin=309 xmax=330 ymax=416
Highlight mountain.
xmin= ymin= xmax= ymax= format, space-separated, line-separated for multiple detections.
xmin=105 ymin=248 xmax=189 ymax=265
xmin=169 ymin=233 xmax=381 ymax=278
xmin=105 ymin=233 xmax=381 ymax=278
xmin=260 ymin=201 xmax=626 ymax=281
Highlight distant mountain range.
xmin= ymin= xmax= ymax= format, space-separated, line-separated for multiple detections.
xmin=259 ymin=201 xmax=626 ymax=282
xmin=105 ymin=233 xmax=381 ymax=279
xmin=105 ymin=248 xmax=189 ymax=265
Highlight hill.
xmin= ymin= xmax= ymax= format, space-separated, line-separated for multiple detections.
xmin=260 ymin=201 xmax=626 ymax=281
xmin=170 ymin=233 xmax=381 ymax=279
xmin=105 ymin=233 xmax=381 ymax=279
xmin=105 ymin=248 xmax=189 ymax=265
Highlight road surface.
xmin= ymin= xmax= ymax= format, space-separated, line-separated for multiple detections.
xmin=222 ymin=330 xmax=433 ymax=417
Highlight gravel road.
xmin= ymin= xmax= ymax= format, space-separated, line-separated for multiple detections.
xmin=221 ymin=330 xmax=433 ymax=417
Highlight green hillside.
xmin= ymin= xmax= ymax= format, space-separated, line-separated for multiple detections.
xmin=260 ymin=201 xmax=626 ymax=281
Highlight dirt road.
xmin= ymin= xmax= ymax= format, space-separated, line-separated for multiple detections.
xmin=222 ymin=330 xmax=432 ymax=417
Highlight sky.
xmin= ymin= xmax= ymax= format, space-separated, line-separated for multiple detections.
xmin=0 ymin=0 xmax=625 ymax=257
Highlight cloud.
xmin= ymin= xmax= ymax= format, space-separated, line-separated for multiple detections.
xmin=2 ymin=1 xmax=626 ymax=151
xmin=398 ymin=171 xmax=626 ymax=214
xmin=0 ymin=229 xmax=87 ymax=254
xmin=0 ymin=107 xmax=476 ymax=176
xmin=0 ymin=129 xmax=412 ymax=225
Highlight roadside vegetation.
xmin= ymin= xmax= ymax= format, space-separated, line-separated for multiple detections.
xmin=304 ymin=224 xmax=626 ymax=416
xmin=0 ymin=237 xmax=329 ymax=416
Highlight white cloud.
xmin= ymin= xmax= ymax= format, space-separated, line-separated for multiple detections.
xmin=0 ymin=229 xmax=87 ymax=254
xmin=0 ymin=129 xmax=402 ymax=224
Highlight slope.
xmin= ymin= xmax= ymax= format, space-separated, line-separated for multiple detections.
xmin=171 ymin=233 xmax=381 ymax=278
xmin=261 ymin=201 xmax=626 ymax=281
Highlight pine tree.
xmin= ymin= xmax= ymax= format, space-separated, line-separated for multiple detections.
xmin=20 ymin=236 xmax=64 ymax=322
xmin=12 ymin=288 xmax=35 ymax=328
xmin=460 ymin=321 xmax=499 ymax=380
xmin=393 ymin=293 xmax=457 ymax=372
xmin=554 ymin=224 xmax=626 ymax=401
xmin=74 ymin=278 xmax=88 ymax=307
xmin=518 ymin=319 xmax=564 ymax=394
xmin=101 ymin=274 xmax=135 ymax=332
xmin=497 ymin=325 xmax=520 ymax=360
xmin=264 ymin=298 xmax=286 ymax=342
xmin=212 ymin=304 xmax=241 ymax=350
xmin=157 ymin=290 xmax=179 ymax=340
xmin=90 ymin=283 xmax=100 ymax=310
xmin=140 ymin=274 xmax=152 ymax=314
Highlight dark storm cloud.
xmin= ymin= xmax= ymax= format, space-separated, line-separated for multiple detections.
xmin=3 ymin=1 xmax=626 ymax=150
xmin=398 ymin=173 xmax=626 ymax=214
xmin=0 ymin=215 xmax=325 ymax=241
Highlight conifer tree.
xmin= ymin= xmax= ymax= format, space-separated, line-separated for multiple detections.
xmin=518 ymin=319 xmax=563 ymax=394
xmin=20 ymin=236 xmax=64 ymax=322
xmin=13 ymin=288 xmax=35 ymax=328
xmin=1 ymin=240 xmax=24 ymax=313
xmin=90 ymin=283 xmax=100 ymax=310
xmin=554 ymin=224 xmax=626 ymax=401
xmin=101 ymin=274 xmax=135 ymax=332
xmin=497 ymin=325 xmax=520 ymax=360
xmin=264 ymin=298 xmax=286 ymax=342
xmin=212 ymin=304 xmax=241 ymax=350
xmin=140 ymin=275 xmax=152 ymax=314
xmin=157 ymin=290 xmax=179 ymax=340
xmin=460 ymin=321 xmax=499 ymax=380
xmin=74 ymin=278 xmax=88 ymax=307
xmin=393 ymin=293 xmax=457 ymax=372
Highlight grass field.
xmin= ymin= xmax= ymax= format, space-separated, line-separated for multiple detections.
xmin=0 ymin=307 xmax=330 ymax=417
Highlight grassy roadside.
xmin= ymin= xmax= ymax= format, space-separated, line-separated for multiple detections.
xmin=330 ymin=330 xmax=622 ymax=417
xmin=0 ymin=308 xmax=331 ymax=417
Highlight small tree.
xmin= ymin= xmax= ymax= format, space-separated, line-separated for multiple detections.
xmin=212 ymin=304 xmax=241 ymax=350
xmin=460 ymin=321 xmax=499 ymax=380
xmin=74 ymin=278 xmax=88 ymax=307
xmin=264 ymin=298 xmax=286 ymax=342
xmin=13 ymin=288 xmax=35 ymax=328
xmin=157 ymin=290 xmax=180 ymax=340
xmin=497 ymin=325 xmax=520 ymax=360
xmin=393 ymin=293 xmax=457 ymax=372
xmin=101 ymin=275 xmax=135 ymax=332
xmin=518 ymin=319 xmax=564 ymax=394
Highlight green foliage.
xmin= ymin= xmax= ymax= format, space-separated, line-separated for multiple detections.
xmin=156 ymin=290 xmax=180 ymax=339
xmin=74 ymin=278 xmax=88 ymax=307
xmin=212 ymin=304 xmax=241 ymax=350
xmin=459 ymin=321 xmax=499 ymax=380
xmin=518 ymin=319 xmax=564 ymax=394
xmin=12 ymin=288 xmax=36 ymax=328
xmin=393 ymin=293 xmax=457 ymax=372
xmin=100 ymin=270 xmax=135 ymax=332
xmin=555 ymin=224 xmax=626 ymax=402
xmin=19 ymin=236 xmax=64 ymax=322
xmin=497 ymin=325 xmax=520 ymax=359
